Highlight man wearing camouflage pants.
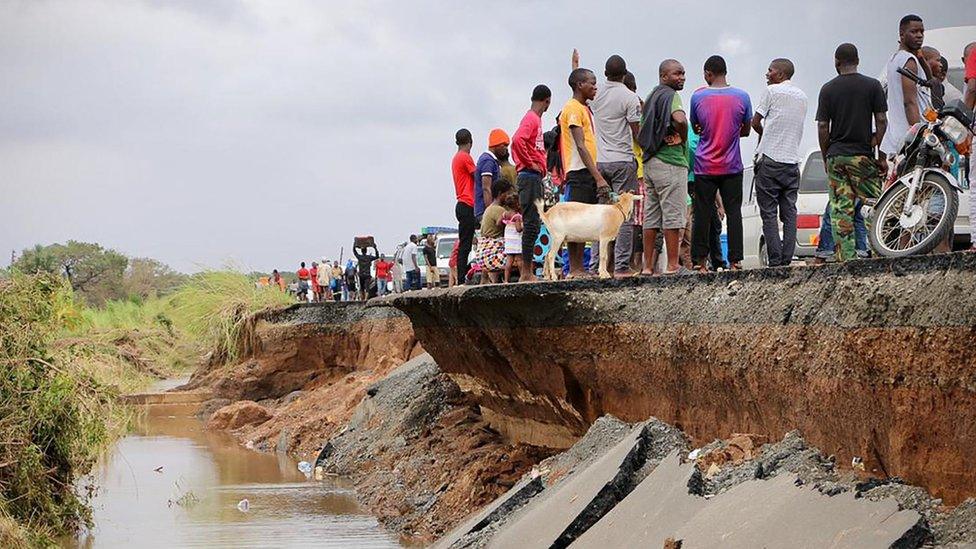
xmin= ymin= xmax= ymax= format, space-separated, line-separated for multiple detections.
xmin=815 ymin=43 xmax=888 ymax=261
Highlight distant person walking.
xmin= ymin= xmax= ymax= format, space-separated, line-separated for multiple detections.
xmin=447 ymin=239 xmax=460 ymax=287
xmin=816 ymin=43 xmax=888 ymax=262
xmin=561 ymin=66 xmax=611 ymax=276
xmin=751 ymin=58 xmax=808 ymax=267
xmin=403 ymin=235 xmax=421 ymax=291
xmin=511 ymin=84 xmax=552 ymax=283
xmin=423 ymin=234 xmax=439 ymax=288
xmin=577 ymin=50 xmax=643 ymax=277
xmin=475 ymin=130 xmax=511 ymax=222
xmin=638 ymin=59 xmax=690 ymax=275
xmin=689 ymin=55 xmax=752 ymax=271
xmin=880 ymin=15 xmax=928 ymax=160
xmin=452 ymin=129 xmax=477 ymax=284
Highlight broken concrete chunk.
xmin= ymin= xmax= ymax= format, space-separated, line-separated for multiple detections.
xmin=572 ymin=451 xmax=922 ymax=549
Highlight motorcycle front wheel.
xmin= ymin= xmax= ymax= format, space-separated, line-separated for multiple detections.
xmin=868 ymin=172 xmax=958 ymax=257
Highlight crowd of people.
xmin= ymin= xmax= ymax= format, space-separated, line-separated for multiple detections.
xmin=448 ymin=15 xmax=976 ymax=283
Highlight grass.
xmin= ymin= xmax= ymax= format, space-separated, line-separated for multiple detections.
xmin=0 ymin=269 xmax=292 ymax=546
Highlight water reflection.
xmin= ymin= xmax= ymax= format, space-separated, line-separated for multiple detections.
xmin=69 ymin=398 xmax=398 ymax=548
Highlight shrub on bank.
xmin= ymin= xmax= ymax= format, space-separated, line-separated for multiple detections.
xmin=0 ymin=273 xmax=118 ymax=546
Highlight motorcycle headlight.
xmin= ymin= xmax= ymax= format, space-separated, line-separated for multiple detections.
xmin=942 ymin=116 xmax=973 ymax=146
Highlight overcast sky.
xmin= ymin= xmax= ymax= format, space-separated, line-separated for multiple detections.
xmin=1 ymin=0 xmax=973 ymax=273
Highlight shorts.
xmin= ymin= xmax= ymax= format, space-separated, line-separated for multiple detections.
xmin=565 ymin=169 xmax=597 ymax=204
xmin=427 ymin=265 xmax=439 ymax=281
xmin=644 ymin=156 xmax=688 ymax=229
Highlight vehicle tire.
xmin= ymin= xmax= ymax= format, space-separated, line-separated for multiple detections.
xmin=868 ymin=173 xmax=958 ymax=257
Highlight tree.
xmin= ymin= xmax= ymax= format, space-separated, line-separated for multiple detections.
xmin=123 ymin=257 xmax=185 ymax=299
xmin=13 ymin=241 xmax=128 ymax=305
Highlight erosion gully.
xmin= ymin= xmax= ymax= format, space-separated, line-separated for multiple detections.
xmin=66 ymin=379 xmax=402 ymax=549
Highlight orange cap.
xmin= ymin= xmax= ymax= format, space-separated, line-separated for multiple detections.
xmin=488 ymin=128 xmax=510 ymax=148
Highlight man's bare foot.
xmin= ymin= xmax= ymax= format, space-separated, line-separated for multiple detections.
xmin=520 ymin=273 xmax=538 ymax=283
xmin=614 ymin=269 xmax=639 ymax=279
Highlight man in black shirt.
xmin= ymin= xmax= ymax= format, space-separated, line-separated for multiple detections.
xmin=815 ymin=43 xmax=888 ymax=261
xmin=422 ymin=234 xmax=439 ymax=288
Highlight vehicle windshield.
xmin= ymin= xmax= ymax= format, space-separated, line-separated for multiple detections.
xmin=800 ymin=155 xmax=829 ymax=194
xmin=947 ymin=67 xmax=964 ymax=93
xmin=437 ymin=238 xmax=456 ymax=259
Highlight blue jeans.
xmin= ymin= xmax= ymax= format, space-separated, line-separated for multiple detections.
xmin=377 ymin=278 xmax=388 ymax=296
xmin=816 ymin=201 xmax=867 ymax=258
xmin=405 ymin=269 xmax=421 ymax=291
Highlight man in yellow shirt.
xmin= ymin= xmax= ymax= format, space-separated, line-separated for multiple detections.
xmin=559 ymin=67 xmax=610 ymax=276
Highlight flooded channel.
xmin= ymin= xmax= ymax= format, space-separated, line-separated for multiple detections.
xmin=68 ymin=381 xmax=400 ymax=548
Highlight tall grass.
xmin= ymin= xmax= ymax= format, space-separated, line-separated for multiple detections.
xmin=167 ymin=271 xmax=292 ymax=363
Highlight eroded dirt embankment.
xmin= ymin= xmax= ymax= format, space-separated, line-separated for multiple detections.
xmin=183 ymin=303 xmax=423 ymax=455
xmin=184 ymin=303 xmax=551 ymax=542
xmin=389 ymin=252 xmax=976 ymax=505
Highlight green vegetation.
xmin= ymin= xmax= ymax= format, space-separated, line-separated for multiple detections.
xmin=0 ymin=272 xmax=120 ymax=546
xmin=11 ymin=241 xmax=185 ymax=306
xmin=0 ymin=255 xmax=293 ymax=545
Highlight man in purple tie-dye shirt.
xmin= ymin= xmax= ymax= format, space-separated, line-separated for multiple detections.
xmin=689 ymin=55 xmax=752 ymax=271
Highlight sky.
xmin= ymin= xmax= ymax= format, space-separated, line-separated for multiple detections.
xmin=1 ymin=0 xmax=974 ymax=273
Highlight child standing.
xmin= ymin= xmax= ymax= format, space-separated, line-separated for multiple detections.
xmin=503 ymin=207 xmax=524 ymax=283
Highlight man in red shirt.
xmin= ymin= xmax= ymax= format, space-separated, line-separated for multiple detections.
xmin=452 ymin=128 xmax=477 ymax=284
xmin=296 ymin=262 xmax=310 ymax=301
xmin=964 ymin=42 xmax=975 ymax=110
xmin=511 ymin=84 xmax=552 ymax=282
xmin=374 ymin=254 xmax=393 ymax=296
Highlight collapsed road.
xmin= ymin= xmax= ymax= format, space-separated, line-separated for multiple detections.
xmin=186 ymin=252 xmax=976 ymax=546
xmin=387 ymin=252 xmax=976 ymax=505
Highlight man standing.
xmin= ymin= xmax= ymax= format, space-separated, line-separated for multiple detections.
xmin=318 ymin=257 xmax=332 ymax=301
xmin=353 ymin=244 xmax=377 ymax=300
xmin=310 ymin=261 xmax=321 ymax=301
xmin=452 ymin=129 xmax=477 ymax=284
xmin=512 ymin=84 xmax=551 ymax=283
xmin=402 ymin=235 xmax=421 ymax=291
xmin=880 ymin=15 xmax=927 ymax=159
xmin=561 ymin=67 xmax=611 ymax=276
xmin=638 ymin=59 xmax=689 ymax=275
xmin=374 ymin=255 xmax=392 ymax=296
xmin=423 ymin=234 xmax=439 ymax=288
xmin=751 ymin=58 xmax=808 ymax=267
xmin=475 ymin=130 xmax=511 ymax=221
xmin=331 ymin=261 xmax=343 ymax=300
xmin=964 ymin=41 xmax=976 ymax=110
xmin=816 ymin=43 xmax=888 ymax=262
xmin=296 ymin=261 xmax=310 ymax=300
xmin=579 ymin=51 xmax=643 ymax=277
xmin=689 ymin=55 xmax=752 ymax=271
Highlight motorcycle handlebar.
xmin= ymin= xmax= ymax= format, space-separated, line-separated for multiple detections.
xmin=896 ymin=66 xmax=932 ymax=88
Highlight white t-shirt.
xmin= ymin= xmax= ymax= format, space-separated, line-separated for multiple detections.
xmin=881 ymin=50 xmax=930 ymax=155
xmin=590 ymin=81 xmax=642 ymax=163
xmin=402 ymin=242 xmax=418 ymax=271
xmin=755 ymin=80 xmax=808 ymax=164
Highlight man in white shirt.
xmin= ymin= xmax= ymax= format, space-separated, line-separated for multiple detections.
xmin=402 ymin=235 xmax=420 ymax=290
xmin=751 ymin=58 xmax=808 ymax=267
xmin=880 ymin=14 xmax=927 ymax=158
xmin=574 ymin=50 xmax=643 ymax=276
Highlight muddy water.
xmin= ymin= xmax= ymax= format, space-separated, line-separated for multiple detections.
xmin=69 ymin=382 xmax=399 ymax=548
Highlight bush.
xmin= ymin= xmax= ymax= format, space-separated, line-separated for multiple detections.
xmin=0 ymin=273 xmax=119 ymax=546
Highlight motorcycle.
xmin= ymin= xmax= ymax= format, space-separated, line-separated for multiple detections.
xmin=868 ymin=68 xmax=974 ymax=257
